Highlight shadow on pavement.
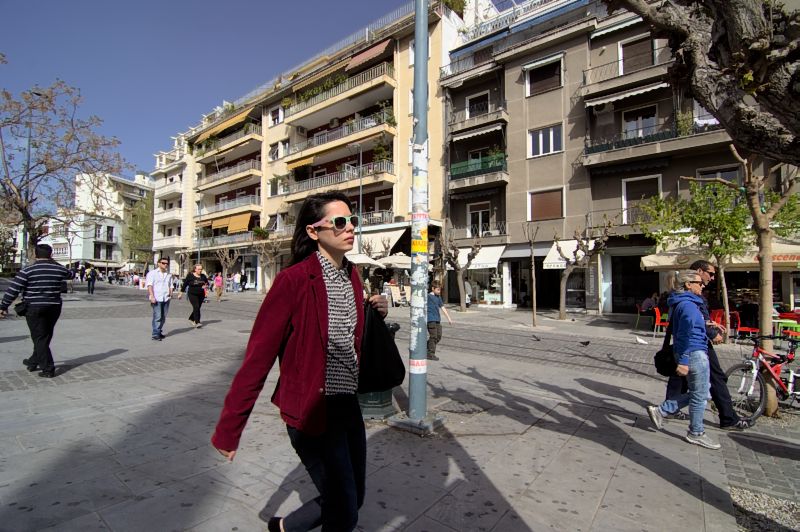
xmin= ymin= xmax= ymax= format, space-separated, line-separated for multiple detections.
xmin=727 ymin=432 xmax=800 ymax=461
xmin=0 ymin=335 xmax=29 ymax=344
xmin=58 ymin=348 xmax=128 ymax=374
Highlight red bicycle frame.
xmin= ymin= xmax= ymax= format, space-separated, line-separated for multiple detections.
xmin=746 ymin=342 xmax=795 ymax=395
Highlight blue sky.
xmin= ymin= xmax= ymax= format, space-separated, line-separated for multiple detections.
xmin=0 ymin=0 xmax=411 ymax=175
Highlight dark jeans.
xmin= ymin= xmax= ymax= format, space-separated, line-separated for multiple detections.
xmin=187 ymin=292 xmax=203 ymax=323
xmin=25 ymin=304 xmax=62 ymax=371
xmin=87 ymin=279 xmax=95 ymax=294
xmin=665 ymin=344 xmax=739 ymax=427
xmin=151 ymin=301 xmax=169 ymax=337
xmin=427 ymin=322 xmax=442 ymax=356
xmin=284 ymin=395 xmax=366 ymax=532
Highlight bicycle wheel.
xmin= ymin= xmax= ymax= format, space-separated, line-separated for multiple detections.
xmin=725 ymin=363 xmax=766 ymax=422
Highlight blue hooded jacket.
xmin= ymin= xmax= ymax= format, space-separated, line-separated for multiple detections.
xmin=667 ymin=291 xmax=708 ymax=365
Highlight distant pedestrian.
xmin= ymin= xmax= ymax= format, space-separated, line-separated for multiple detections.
xmin=240 ymin=273 xmax=248 ymax=291
xmin=179 ymin=264 xmax=208 ymax=328
xmin=213 ymin=272 xmax=224 ymax=302
xmin=0 ymin=244 xmax=71 ymax=378
xmin=146 ymin=258 xmax=174 ymax=341
xmin=79 ymin=265 xmax=86 ymax=282
xmin=233 ymin=271 xmax=242 ymax=292
xmin=426 ymin=281 xmax=452 ymax=361
xmin=86 ymin=266 xmax=97 ymax=294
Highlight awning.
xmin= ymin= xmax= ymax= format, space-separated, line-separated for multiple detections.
xmin=500 ymin=242 xmax=552 ymax=259
xmin=452 ymin=124 xmax=503 ymax=142
xmin=195 ymin=220 xmax=213 ymax=228
xmin=227 ymin=213 xmax=251 ymax=234
xmin=293 ymin=60 xmax=347 ymax=92
xmin=457 ymin=245 xmax=505 ymax=270
xmin=211 ymin=217 xmax=231 ymax=229
xmin=590 ymin=16 xmax=643 ymax=39
xmin=194 ymin=106 xmax=255 ymax=145
xmin=584 ymin=82 xmax=669 ymax=108
xmin=359 ymin=228 xmax=406 ymax=254
xmin=346 ymin=39 xmax=393 ymax=71
xmin=286 ymin=156 xmax=315 ymax=170
xmin=522 ymin=52 xmax=564 ymax=71
xmin=449 ymin=188 xmax=502 ymax=200
xmin=641 ymin=239 xmax=800 ymax=272
xmin=543 ymin=240 xmax=596 ymax=269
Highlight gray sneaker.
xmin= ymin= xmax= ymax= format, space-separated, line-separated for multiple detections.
xmin=646 ymin=405 xmax=663 ymax=430
xmin=685 ymin=432 xmax=721 ymax=450
xmin=665 ymin=410 xmax=689 ymax=421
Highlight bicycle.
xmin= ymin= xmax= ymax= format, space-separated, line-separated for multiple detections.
xmin=725 ymin=334 xmax=799 ymax=422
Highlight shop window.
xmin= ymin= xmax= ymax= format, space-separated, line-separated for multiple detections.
xmin=529 ymin=188 xmax=563 ymax=221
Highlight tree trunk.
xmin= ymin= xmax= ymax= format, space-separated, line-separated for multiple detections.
xmin=718 ymin=263 xmax=731 ymax=343
xmin=456 ymin=268 xmax=466 ymax=312
xmin=558 ymin=264 xmax=574 ymax=320
xmin=756 ymin=227 xmax=780 ymax=416
xmin=530 ymin=250 xmax=537 ymax=327
xmin=260 ymin=260 xmax=268 ymax=294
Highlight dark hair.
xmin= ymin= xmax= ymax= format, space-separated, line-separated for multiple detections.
xmin=431 ymin=281 xmax=441 ymax=290
xmin=689 ymin=259 xmax=713 ymax=271
xmin=290 ymin=191 xmax=352 ymax=265
xmin=34 ymin=244 xmax=53 ymax=258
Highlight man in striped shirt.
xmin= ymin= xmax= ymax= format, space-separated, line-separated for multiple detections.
xmin=0 ymin=244 xmax=71 ymax=378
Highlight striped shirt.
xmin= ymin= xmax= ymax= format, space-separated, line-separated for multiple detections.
xmin=317 ymin=251 xmax=358 ymax=395
xmin=1 ymin=260 xmax=70 ymax=310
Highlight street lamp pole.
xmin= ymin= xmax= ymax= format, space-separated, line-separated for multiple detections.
xmin=196 ymin=193 xmax=204 ymax=265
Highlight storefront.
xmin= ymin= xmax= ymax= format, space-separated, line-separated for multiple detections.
xmin=447 ymin=245 xmax=506 ymax=306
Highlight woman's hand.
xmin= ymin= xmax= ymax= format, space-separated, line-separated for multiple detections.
xmin=676 ymin=364 xmax=689 ymax=376
xmin=369 ymin=294 xmax=389 ymax=318
xmin=214 ymin=447 xmax=236 ymax=461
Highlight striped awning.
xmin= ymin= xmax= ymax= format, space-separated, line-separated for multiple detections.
xmin=452 ymin=124 xmax=503 ymax=142
xmin=346 ymin=39 xmax=393 ymax=71
xmin=286 ymin=156 xmax=315 ymax=170
xmin=584 ymin=82 xmax=669 ymax=108
xmin=194 ymin=106 xmax=255 ymax=145
xmin=195 ymin=220 xmax=213 ymax=228
xmin=211 ymin=217 xmax=230 ymax=229
xmin=227 ymin=213 xmax=251 ymax=234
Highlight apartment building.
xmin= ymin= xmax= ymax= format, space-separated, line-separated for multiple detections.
xmin=42 ymin=173 xmax=154 ymax=272
xmin=151 ymin=1 xmax=465 ymax=290
xmin=440 ymin=0 xmax=793 ymax=312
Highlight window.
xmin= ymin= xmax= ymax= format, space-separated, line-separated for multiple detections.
xmin=409 ymin=36 xmax=431 ymax=66
xmin=528 ymin=124 xmax=563 ymax=157
xmin=105 ymin=245 xmax=112 ymax=260
xmin=622 ymin=176 xmax=660 ymax=224
xmin=269 ymin=143 xmax=280 ymax=161
xmin=313 ymin=168 xmax=327 ymax=178
xmin=620 ymin=35 xmax=653 ymax=75
xmin=698 ymin=166 xmax=740 ymax=184
xmin=269 ymin=106 xmax=283 ymax=126
xmin=166 ymin=228 xmax=173 ymax=237
xmin=529 ymin=189 xmax=564 ymax=221
xmin=93 ymin=243 xmax=102 ymax=260
xmin=178 ymin=200 xmax=182 ymax=208
xmin=466 ymin=92 xmax=489 ymax=118
xmin=525 ymin=55 xmax=563 ymax=96
xmin=693 ymin=100 xmax=719 ymax=129
xmin=280 ymin=139 xmax=290 ymax=158
xmin=622 ymin=106 xmax=657 ymax=138
xmin=106 ymin=227 xmax=114 ymax=241
xmin=467 ymin=202 xmax=491 ymax=237
xmin=409 ymin=89 xmax=414 ymax=114
xmin=95 ymin=225 xmax=102 ymax=238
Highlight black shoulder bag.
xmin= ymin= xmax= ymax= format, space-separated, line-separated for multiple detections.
xmin=653 ymin=324 xmax=677 ymax=377
xmin=358 ymin=301 xmax=405 ymax=393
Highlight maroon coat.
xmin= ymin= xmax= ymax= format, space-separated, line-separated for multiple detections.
xmin=211 ymin=254 xmax=365 ymax=450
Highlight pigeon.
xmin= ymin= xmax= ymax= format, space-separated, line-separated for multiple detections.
xmin=635 ymin=336 xmax=649 ymax=345
xmin=579 ymin=341 xmax=590 ymax=346
xmin=531 ymin=334 xmax=541 ymax=341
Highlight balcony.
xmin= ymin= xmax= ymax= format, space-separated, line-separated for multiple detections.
xmin=449 ymin=101 xmax=508 ymax=135
xmin=154 ymin=209 xmax=183 ymax=224
xmin=286 ymin=160 xmax=396 ymax=201
xmin=152 ymin=149 xmax=186 ymax=175
xmin=448 ymin=154 xmax=509 ymax=192
xmin=362 ymin=209 xmax=394 ymax=226
xmin=197 ymin=159 xmax=262 ymax=191
xmin=194 ymin=231 xmax=255 ymax=249
xmin=153 ymin=235 xmax=184 ymax=250
xmin=154 ymin=180 xmax=184 ymax=199
xmin=451 ymin=221 xmax=508 ymax=241
xmin=284 ymin=63 xmax=396 ymax=122
xmin=194 ymin=124 xmax=262 ymax=162
xmin=583 ymin=118 xmax=728 ymax=166
xmin=199 ymin=195 xmax=261 ymax=216
xmin=94 ymin=235 xmax=118 ymax=244
xmin=581 ymin=46 xmax=673 ymax=97
xmin=286 ymin=110 xmax=396 ymax=163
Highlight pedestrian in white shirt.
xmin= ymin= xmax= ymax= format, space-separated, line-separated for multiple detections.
xmin=146 ymin=258 xmax=174 ymax=341
xmin=233 ymin=271 xmax=242 ymax=293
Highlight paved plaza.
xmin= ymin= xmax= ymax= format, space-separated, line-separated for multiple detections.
xmin=0 ymin=282 xmax=798 ymax=531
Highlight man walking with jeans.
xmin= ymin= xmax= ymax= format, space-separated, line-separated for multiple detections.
xmin=0 ymin=244 xmax=71 ymax=378
xmin=426 ymin=281 xmax=452 ymax=361
xmin=146 ymin=258 xmax=174 ymax=341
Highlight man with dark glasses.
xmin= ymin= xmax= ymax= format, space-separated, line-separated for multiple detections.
xmin=146 ymin=258 xmax=175 ymax=341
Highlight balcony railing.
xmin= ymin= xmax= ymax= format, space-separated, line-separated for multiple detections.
xmin=584 ymin=117 xmax=723 ymax=155
xmin=195 ymin=124 xmax=262 ymax=157
xmin=288 ymin=160 xmax=395 ymax=194
xmin=586 ymin=206 xmax=650 ymax=227
xmin=450 ymin=154 xmax=507 ymax=179
xmin=362 ymin=210 xmax=394 ymax=226
xmin=154 ymin=209 xmax=183 ymax=223
xmin=449 ymin=100 xmax=507 ymax=125
xmin=285 ymin=63 xmax=395 ymax=117
xmin=582 ymin=46 xmax=673 ymax=85
xmin=195 ymin=231 xmax=255 ymax=248
xmin=460 ymin=0 xmax=563 ymax=43
xmin=94 ymin=235 xmax=118 ymax=243
xmin=289 ymin=110 xmax=394 ymax=155
xmin=440 ymin=53 xmax=492 ymax=78
xmin=452 ymin=221 xmax=508 ymax=239
xmin=155 ymin=180 xmax=183 ymax=197
xmin=201 ymin=195 xmax=261 ymax=216
xmin=198 ymin=159 xmax=261 ymax=187
xmin=153 ymin=235 xmax=183 ymax=248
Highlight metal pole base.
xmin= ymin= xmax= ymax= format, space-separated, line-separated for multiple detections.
xmin=387 ymin=412 xmax=444 ymax=436
xmin=358 ymin=391 xmax=398 ymax=420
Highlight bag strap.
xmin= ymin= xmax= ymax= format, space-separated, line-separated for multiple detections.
xmin=661 ymin=323 xmax=672 ymax=349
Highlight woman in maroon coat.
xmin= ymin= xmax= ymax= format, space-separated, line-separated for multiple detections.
xmin=212 ymin=192 xmax=387 ymax=532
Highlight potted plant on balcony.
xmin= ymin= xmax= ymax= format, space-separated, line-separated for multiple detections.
xmin=281 ymin=97 xmax=293 ymax=110
xmin=252 ymin=226 xmax=270 ymax=240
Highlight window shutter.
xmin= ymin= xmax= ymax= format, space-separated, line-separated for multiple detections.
xmin=530 ymin=189 xmax=563 ymax=221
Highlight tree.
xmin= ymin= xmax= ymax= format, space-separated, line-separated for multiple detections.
xmin=0 ymin=81 xmax=124 ymax=263
xmin=603 ymin=0 xmax=800 ymax=165
xmin=554 ymin=219 xmax=616 ymax=320
xmin=125 ymin=192 xmax=154 ymax=267
xmin=439 ymin=222 xmax=481 ymax=312
xmin=522 ymin=222 xmax=540 ymax=327
xmin=251 ymin=236 xmax=283 ymax=293
xmin=637 ymin=181 xmax=753 ymax=341
xmin=0 ymin=220 xmax=15 ymax=271
xmin=215 ymin=247 xmax=242 ymax=284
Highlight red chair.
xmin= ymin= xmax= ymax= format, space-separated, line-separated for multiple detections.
xmin=731 ymin=313 xmax=759 ymax=343
xmin=653 ymin=307 xmax=669 ymax=338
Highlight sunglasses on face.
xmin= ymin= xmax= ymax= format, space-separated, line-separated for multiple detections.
xmin=688 ymin=281 xmax=703 ymax=285
xmin=311 ymin=215 xmax=360 ymax=230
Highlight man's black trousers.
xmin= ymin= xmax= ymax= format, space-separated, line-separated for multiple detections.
xmin=25 ymin=304 xmax=62 ymax=371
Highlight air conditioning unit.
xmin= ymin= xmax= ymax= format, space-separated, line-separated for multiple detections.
xmin=593 ymin=102 xmax=614 ymax=115
xmin=329 ymin=118 xmax=340 ymax=128
xmin=296 ymin=126 xmax=307 ymax=136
